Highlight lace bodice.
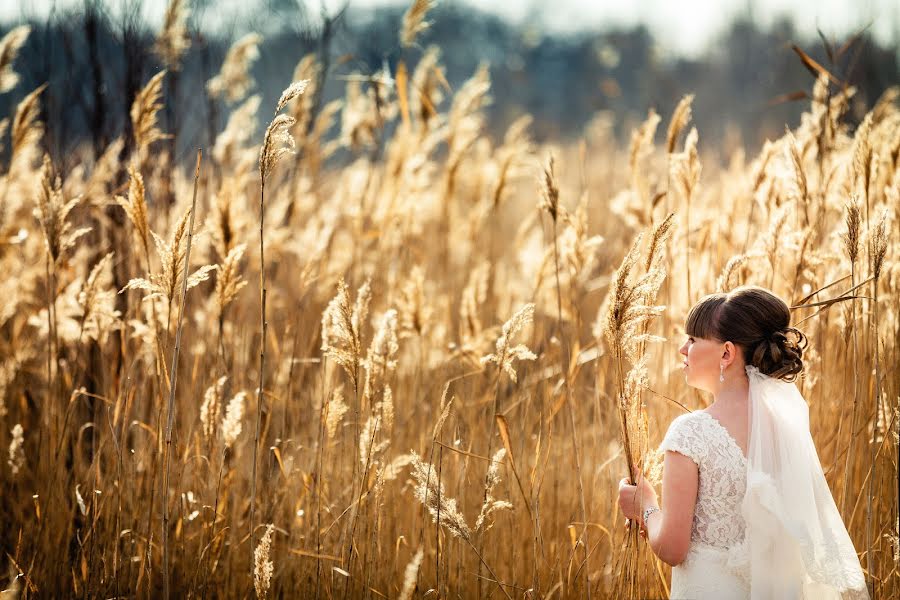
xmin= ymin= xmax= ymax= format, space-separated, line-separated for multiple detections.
xmin=659 ymin=411 xmax=747 ymax=549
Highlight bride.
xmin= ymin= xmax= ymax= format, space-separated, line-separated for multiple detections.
xmin=617 ymin=285 xmax=869 ymax=599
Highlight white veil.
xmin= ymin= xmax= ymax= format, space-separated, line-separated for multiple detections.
xmin=741 ymin=364 xmax=870 ymax=599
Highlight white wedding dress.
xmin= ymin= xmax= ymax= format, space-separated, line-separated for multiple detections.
xmin=659 ymin=409 xmax=752 ymax=599
xmin=658 ymin=364 xmax=870 ymax=600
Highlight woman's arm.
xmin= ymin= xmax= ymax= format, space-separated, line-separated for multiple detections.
xmin=645 ymin=450 xmax=699 ymax=566
xmin=618 ymin=450 xmax=699 ymax=567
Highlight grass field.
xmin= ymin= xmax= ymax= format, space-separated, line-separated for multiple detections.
xmin=0 ymin=5 xmax=898 ymax=598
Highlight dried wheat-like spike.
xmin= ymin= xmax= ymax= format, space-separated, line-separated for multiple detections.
xmin=480 ymin=303 xmax=537 ymax=383
xmin=401 ymin=0 xmax=437 ymax=48
xmin=0 ymin=25 xmax=31 ymax=94
xmin=851 ymin=112 xmax=873 ymax=200
xmin=154 ymin=0 xmax=190 ymax=70
xmin=786 ymin=131 xmax=809 ymax=204
xmin=253 ymin=523 xmax=275 ymax=599
xmin=538 ymin=153 xmax=560 ymax=222
xmin=715 ymin=254 xmax=748 ymax=292
xmin=869 ymin=208 xmax=889 ymax=280
xmin=666 ymin=93 xmax=694 ymax=154
xmin=131 ymin=71 xmax=170 ymax=156
xmin=207 ymin=33 xmax=262 ymax=104
xmin=843 ymin=196 xmax=861 ymax=265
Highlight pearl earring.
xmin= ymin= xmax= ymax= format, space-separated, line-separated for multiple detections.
xmin=719 ymin=364 xmax=725 ymax=383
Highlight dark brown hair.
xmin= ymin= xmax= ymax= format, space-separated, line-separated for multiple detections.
xmin=684 ymin=285 xmax=808 ymax=382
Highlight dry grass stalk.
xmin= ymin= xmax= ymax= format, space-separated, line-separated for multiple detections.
xmin=161 ymin=151 xmax=203 ymax=600
xmin=250 ymin=80 xmax=308 ymax=577
xmin=480 ymin=303 xmax=536 ymax=383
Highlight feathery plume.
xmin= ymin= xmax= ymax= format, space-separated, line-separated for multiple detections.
xmin=475 ymin=448 xmax=512 ymax=532
xmin=154 ymin=0 xmax=190 ymax=70
xmin=253 ymin=523 xmax=275 ymax=598
xmin=207 ymin=33 xmax=262 ymax=103
xmin=33 ymin=155 xmax=90 ymax=266
xmin=321 ymin=278 xmax=370 ymax=391
xmin=0 ymin=25 xmax=31 ymax=93
xmin=259 ymin=114 xmax=296 ymax=183
xmin=200 ymin=376 xmax=228 ymax=443
xmin=11 ymin=83 xmax=46 ymax=167
xmin=77 ymin=252 xmax=121 ymax=342
xmin=538 ymin=153 xmax=560 ymax=222
xmin=410 ymin=451 xmax=471 ymax=540
xmin=215 ymin=242 xmax=248 ymax=316
xmin=274 ymin=80 xmax=309 ymax=115
xmin=8 ymin=423 xmax=24 ymax=476
xmin=398 ymin=547 xmax=425 ymax=600
xmin=401 ymin=0 xmax=437 ymax=47
xmin=222 ymin=390 xmax=247 ymax=448
xmin=130 ymin=71 xmax=169 ymax=156
xmin=715 ymin=254 xmax=748 ymax=292
xmin=116 ymin=165 xmax=150 ymax=254
xmin=480 ymin=303 xmax=537 ymax=383
xmin=120 ymin=207 xmax=216 ymax=307
xmin=870 ymin=208 xmax=890 ymax=280
xmin=666 ymin=94 xmax=694 ymax=153
xmin=325 ymin=386 xmax=349 ymax=440
xmin=397 ymin=266 xmax=433 ymax=339
xmin=843 ymin=196 xmax=861 ymax=264
xmin=362 ymin=309 xmax=399 ymax=406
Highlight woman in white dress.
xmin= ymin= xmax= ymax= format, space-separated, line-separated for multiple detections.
xmin=617 ymin=286 xmax=869 ymax=599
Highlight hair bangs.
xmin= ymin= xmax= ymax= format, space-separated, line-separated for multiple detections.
xmin=685 ymin=294 xmax=725 ymax=340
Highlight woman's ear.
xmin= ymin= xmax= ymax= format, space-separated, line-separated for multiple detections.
xmin=722 ymin=341 xmax=736 ymax=366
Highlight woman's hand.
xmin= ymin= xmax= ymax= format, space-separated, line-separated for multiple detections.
xmin=618 ymin=472 xmax=659 ymax=522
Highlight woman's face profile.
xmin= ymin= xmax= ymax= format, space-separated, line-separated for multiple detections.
xmin=678 ymin=334 xmax=723 ymax=393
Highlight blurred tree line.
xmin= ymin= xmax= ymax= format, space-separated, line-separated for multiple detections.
xmin=0 ymin=0 xmax=897 ymax=172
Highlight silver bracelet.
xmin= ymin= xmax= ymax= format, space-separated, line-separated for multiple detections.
xmin=642 ymin=506 xmax=660 ymax=526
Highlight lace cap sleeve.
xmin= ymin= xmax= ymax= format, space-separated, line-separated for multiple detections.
xmin=659 ymin=413 xmax=705 ymax=467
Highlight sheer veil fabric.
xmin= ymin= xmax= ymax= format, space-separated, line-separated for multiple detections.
xmin=741 ymin=364 xmax=869 ymax=599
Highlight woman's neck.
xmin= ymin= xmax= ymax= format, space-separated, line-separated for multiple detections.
xmin=711 ymin=374 xmax=750 ymax=409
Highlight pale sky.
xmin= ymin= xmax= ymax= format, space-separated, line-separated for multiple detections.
xmin=3 ymin=0 xmax=897 ymax=58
